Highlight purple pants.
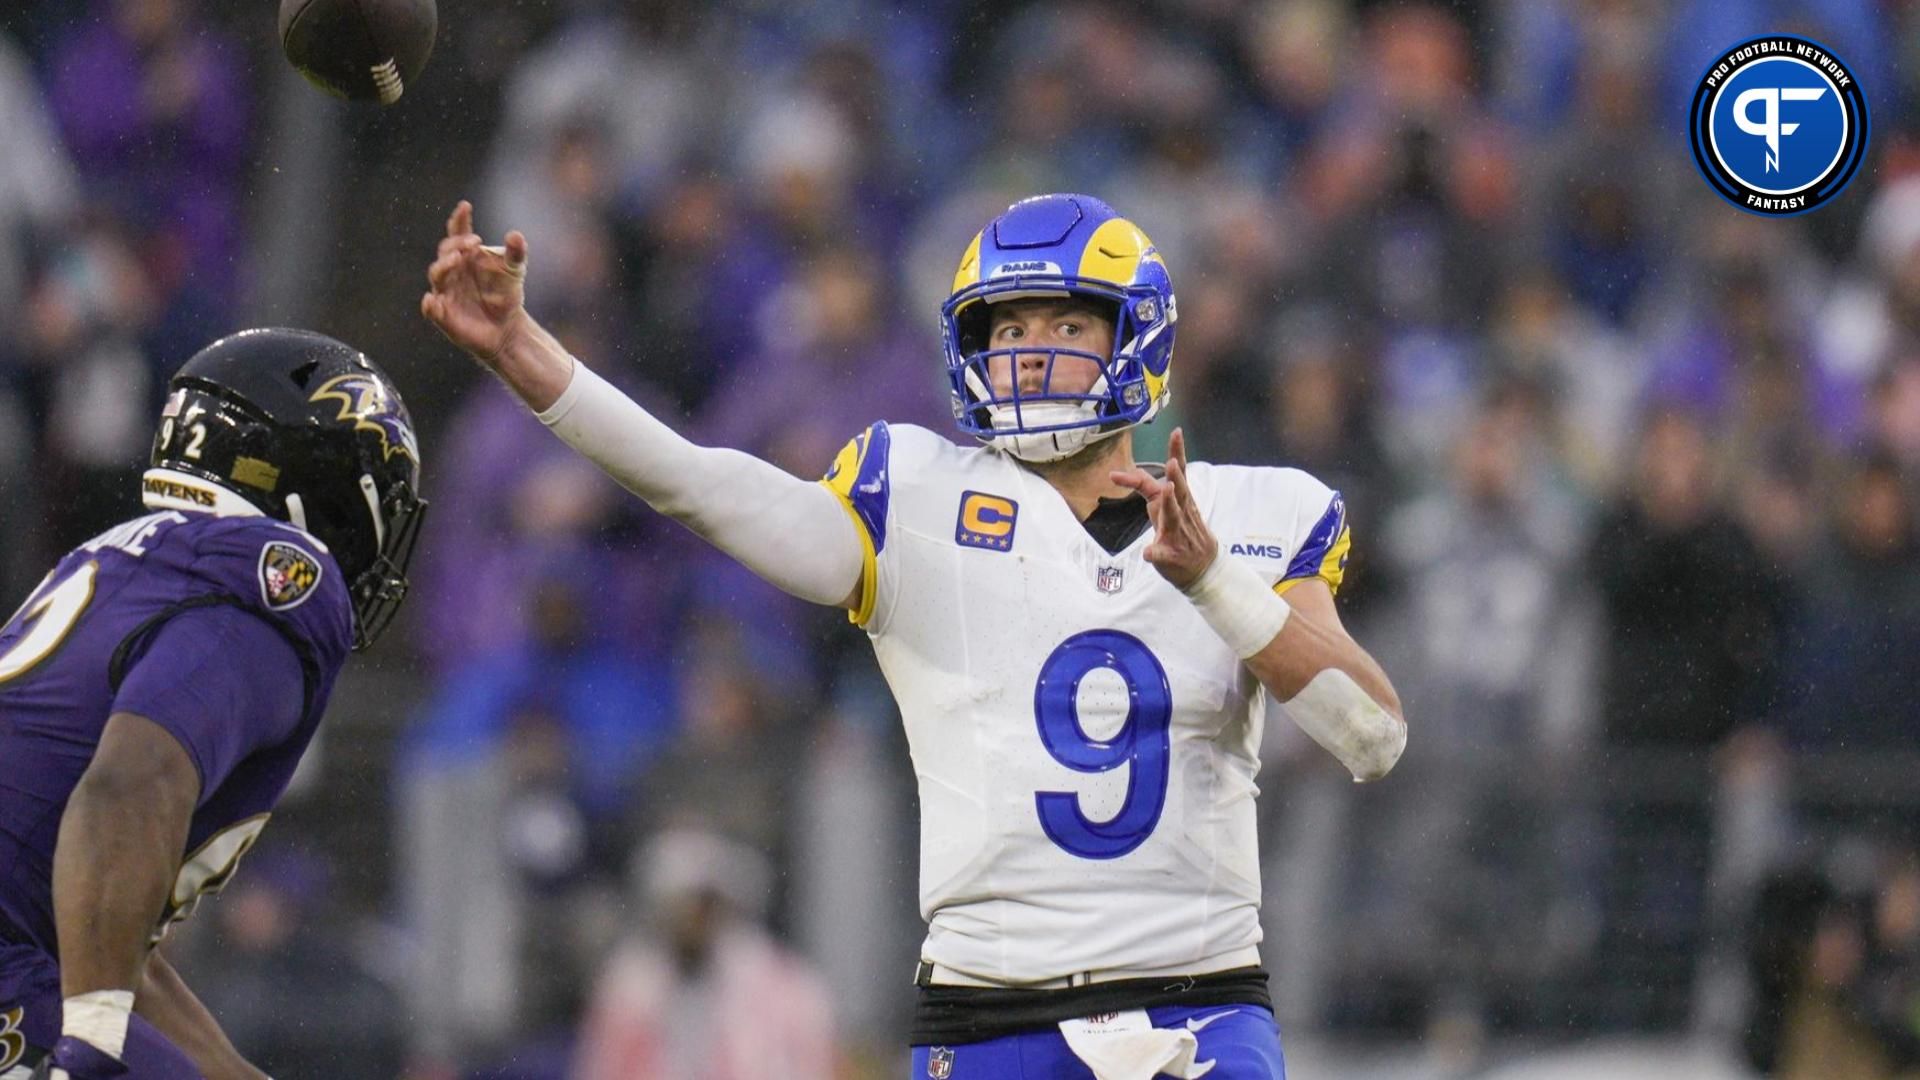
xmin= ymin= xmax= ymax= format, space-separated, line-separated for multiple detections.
xmin=0 ymin=944 xmax=202 ymax=1078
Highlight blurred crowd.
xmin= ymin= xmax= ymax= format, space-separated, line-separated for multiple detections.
xmin=9 ymin=0 xmax=1920 ymax=1076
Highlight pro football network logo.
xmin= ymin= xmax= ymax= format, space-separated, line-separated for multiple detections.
xmin=1689 ymin=35 xmax=1869 ymax=216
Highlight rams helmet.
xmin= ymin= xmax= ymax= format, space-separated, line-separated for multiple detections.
xmin=941 ymin=194 xmax=1176 ymax=462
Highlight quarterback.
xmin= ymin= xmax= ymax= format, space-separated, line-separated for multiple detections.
xmin=423 ymin=194 xmax=1404 ymax=1079
xmin=0 ymin=330 xmax=426 ymax=1079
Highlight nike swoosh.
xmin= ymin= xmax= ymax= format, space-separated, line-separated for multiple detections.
xmin=1185 ymin=1009 xmax=1238 ymax=1032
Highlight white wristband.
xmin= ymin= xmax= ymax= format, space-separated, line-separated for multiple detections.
xmin=62 ymin=989 xmax=134 ymax=1059
xmin=1181 ymin=552 xmax=1292 ymax=659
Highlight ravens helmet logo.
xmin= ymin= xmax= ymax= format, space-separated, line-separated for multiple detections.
xmin=309 ymin=373 xmax=420 ymax=463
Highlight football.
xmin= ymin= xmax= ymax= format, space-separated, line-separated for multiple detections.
xmin=279 ymin=0 xmax=437 ymax=106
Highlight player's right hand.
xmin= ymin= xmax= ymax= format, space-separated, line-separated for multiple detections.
xmin=1112 ymin=427 xmax=1218 ymax=591
xmin=420 ymin=200 xmax=530 ymax=367
xmin=29 ymin=1036 xmax=127 ymax=1080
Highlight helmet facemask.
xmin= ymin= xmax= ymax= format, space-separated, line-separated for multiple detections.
xmin=943 ymin=280 xmax=1168 ymax=463
xmin=290 ymin=377 xmax=427 ymax=652
xmin=344 ymin=473 xmax=426 ymax=651
xmin=940 ymin=195 xmax=1177 ymax=462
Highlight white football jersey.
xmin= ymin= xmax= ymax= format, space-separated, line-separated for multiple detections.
xmin=821 ymin=422 xmax=1350 ymax=983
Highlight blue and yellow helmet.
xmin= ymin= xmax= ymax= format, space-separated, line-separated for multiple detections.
xmin=940 ymin=194 xmax=1176 ymax=462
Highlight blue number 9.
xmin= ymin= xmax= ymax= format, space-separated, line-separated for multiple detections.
xmin=1033 ymin=629 xmax=1173 ymax=859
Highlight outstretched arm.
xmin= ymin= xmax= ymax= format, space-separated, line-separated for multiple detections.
xmin=421 ymin=201 xmax=863 ymax=611
xmin=1114 ymin=429 xmax=1406 ymax=781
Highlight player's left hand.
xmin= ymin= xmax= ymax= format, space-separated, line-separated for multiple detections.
xmin=1111 ymin=427 xmax=1218 ymax=590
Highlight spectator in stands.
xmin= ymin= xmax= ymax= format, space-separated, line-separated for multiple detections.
xmin=1341 ymin=385 xmax=1591 ymax=1039
xmin=0 ymin=28 xmax=78 ymax=595
xmin=482 ymin=0 xmax=717 ymax=242
xmin=1647 ymin=214 xmax=1861 ymax=446
xmin=0 ymin=30 xmax=76 ymax=360
xmin=397 ymin=567 xmax=677 ymax=1072
xmin=1864 ymin=359 xmax=1920 ymax=475
xmin=1484 ymin=269 xmax=1647 ymax=496
xmin=612 ymin=176 xmax=762 ymax=416
xmin=1234 ymin=306 xmax=1397 ymax=617
xmin=626 ymin=624 xmax=810 ymax=863
xmin=1815 ymin=176 xmax=1920 ymax=391
xmin=1235 ymin=0 xmax=1354 ymax=159
xmin=414 ymin=372 xmax=686 ymax=672
xmin=1586 ymin=404 xmax=1792 ymax=1027
xmin=1759 ymin=849 xmax=1920 ymax=1080
xmin=1784 ymin=452 xmax=1920 ymax=749
xmin=43 ymin=0 xmax=250 ymax=350
xmin=181 ymin=851 xmax=405 ymax=1078
xmin=7 ymin=0 xmax=1920 ymax=1067
xmin=20 ymin=213 xmax=162 ymax=551
xmin=1591 ymin=406 xmax=1788 ymax=749
xmin=1510 ymin=7 xmax=1680 ymax=328
xmin=574 ymin=828 xmax=835 ymax=1080
xmin=1743 ymin=866 xmax=1841 ymax=1076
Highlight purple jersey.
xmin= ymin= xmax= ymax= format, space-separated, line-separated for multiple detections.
xmin=0 ymin=511 xmax=351 ymax=957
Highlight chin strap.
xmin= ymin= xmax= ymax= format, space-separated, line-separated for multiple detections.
xmin=991 ymin=421 xmax=1127 ymax=465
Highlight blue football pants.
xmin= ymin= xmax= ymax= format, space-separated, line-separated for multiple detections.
xmin=911 ymin=1003 xmax=1284 ymax=1079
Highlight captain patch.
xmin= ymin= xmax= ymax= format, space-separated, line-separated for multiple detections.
xmin=258 ymin=541 xmax=322 ymax=611
xmin=955 ymin=491 xmax=1018 ymax=551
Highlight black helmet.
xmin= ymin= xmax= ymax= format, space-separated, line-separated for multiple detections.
xmin=150 ymin=328 xmax=427 ymax=650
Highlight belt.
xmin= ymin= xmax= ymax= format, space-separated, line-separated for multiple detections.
xmin=914 ymin=945 xmax=1262 ymax=990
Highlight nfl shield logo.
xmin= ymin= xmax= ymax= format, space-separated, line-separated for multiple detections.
xmin=1096 ymin=565 xmax=1125 ymax=594
xmin=928 ymin=1046 xmax=954 ymax=1079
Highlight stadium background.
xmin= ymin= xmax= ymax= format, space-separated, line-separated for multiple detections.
xmin=4 ymin=0 xmax=1920 ymax=1076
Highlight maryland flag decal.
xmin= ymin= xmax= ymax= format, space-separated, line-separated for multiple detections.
xmin=259 ymin=541 xmax=323 ymax=611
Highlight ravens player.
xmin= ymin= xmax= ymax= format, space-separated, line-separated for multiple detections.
xmin=0 ymin=330 xmax=424 ymax=1079
xmin=424 ymin=195 xmax=1402 ymax=1079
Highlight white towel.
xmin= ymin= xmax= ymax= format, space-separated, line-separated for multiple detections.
xmin=1058 ymin=1010 xmax=1215 ymax=1080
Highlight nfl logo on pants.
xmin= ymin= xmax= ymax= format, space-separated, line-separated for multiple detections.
xmin=927 ymin=1046 xmax=954 ymax=1078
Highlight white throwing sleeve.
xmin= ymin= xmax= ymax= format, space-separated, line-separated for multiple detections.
xmin=534 ymin=359 xmax=864 ymax=607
